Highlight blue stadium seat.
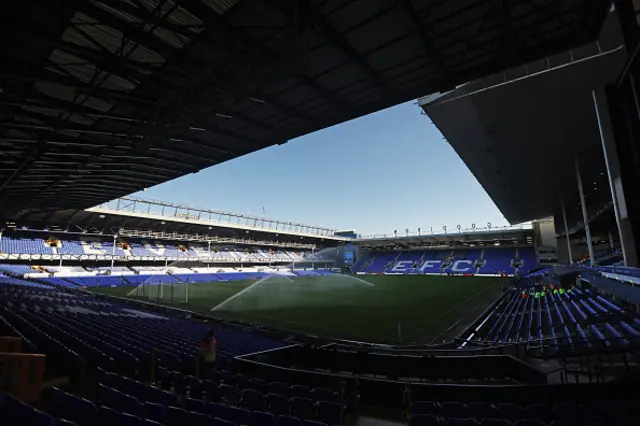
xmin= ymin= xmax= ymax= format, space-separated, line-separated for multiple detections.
xmin=496 ymin=403 xmax=524 ymax=421
xmin=479 ymin=420 xmax=511 ymax=426
xmin=469 ymin=402 xmax=497 ymax=419
xmin=240 ymin=389 xmax=265 ymax=410
xmin=412 ymin=401 xmax=437 ymax=416
xmin=50 ymin=387 xmax=97 ymax=426
xmin=213 ymin=418 xmax=236 ymax=426
xmin=277 ymin=416 xmax=303 ymax=426
xmin=311 ymin=388 xmax=340 ymax=403
xmin=515 ymin=420 xmax=545 ymax=426
xmin=526 ymin=404 xmax=550 ymax=422
xmin=291 ymin=397 xmax=316 ymax=420
xmin=317 ymin=401 xmax=342 ymax=426
xmin=185 ymin=376 xmax=203 ymax=398
xmin=249 ymin=378 xmax=267 ymax=392
xmin=252 ymin=411 xmax=276 ymax=426
xmin=268 ymin=382 xmax=291 ymax=397
xmin=185 ymin=397 xmax=207 ymax=414
xmin=410 ymin=415 xmax=439 ymax=426
xmin=227 ymin=406 xmax=252 ymax=426
xmin=207 ymin=402 xmax=228 ymax=419
xmin=442 ymin=401 xmax=467 ymax=418
xmin=169 ymin=371 xmax=186 ymax=394
xmin=165 ymin=406 xmax=190 ymax=426
xmin=144 ymin=402 xmax=166 ymax=423
xmin=203 ymin=380 xmax=221 ymax=403
xmin=121 ymin=413 xmax=145 ymax=426
xmin=303 ymin=421 xmax=328 ymax=426
xmin=290 ymin=385 xmax=312 ymax=399
xmin=219 ymin=384 xmax=239 ymax=405
xmin=446 ymin=419 xmax=476 ymax=426
xmin=119 ymin=394 xmax=145 ymax=418
xmin=94 ymin=406 xmax=122 ymax=426
xmin=266 ymin=393 xmax=290 ymax=416
xmin=234 ymin=374 xmax=251 ymax=390
xmin=57 ymin=420 xmax=81 ymax=426
xmin=189 ymin=411 xmax=212 ymax=426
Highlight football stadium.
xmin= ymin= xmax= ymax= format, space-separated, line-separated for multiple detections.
xmin=3 ymin=1 xmax=640 ymax=426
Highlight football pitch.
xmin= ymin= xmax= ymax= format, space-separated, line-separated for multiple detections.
xmin=91 ymin=275 xmax=506 ymax=344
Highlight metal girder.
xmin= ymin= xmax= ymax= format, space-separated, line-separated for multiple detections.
xmin=172 ymin=0 xmax=250 ymax=51
xmin=303 ymin=2 xmax=394 ymax=97
xmin=175 ymin=0 xmax=337 ymax=124
xmin=76 ymin=1 xmax=180 ymax=60
xmin=0 ymin=98 xmax=139 ymax=123
xmin=94 ymin=0 xmax=203 ymax=42
xmin=262 ymin=0 xmax=373 ymax=110
xmin=400 ymin=0 xmax=451 ymax=88
xmin=259 ymin=95 xmax=319 ymax=126
xmin=0 ymin=67 xmax=157 ymax=106
xmin=227 ymin=113 xmax=289 ymax=140
xmin=20 ymin=33 xmax=154 ymax=89
xmin=292 ymin=74 xmax=351 ymax=113
xmin=501 ymin=0 xmax=513 ymax=66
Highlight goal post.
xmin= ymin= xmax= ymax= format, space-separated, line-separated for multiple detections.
xmin=127 ymin=277 xmax=189 ymax=304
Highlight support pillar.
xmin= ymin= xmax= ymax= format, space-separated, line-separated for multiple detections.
xmin=575 ymin=158 xmax=595 ymax=266
xmin=561 ymin=199 xmax=573 ymax=264
xmin=609 ymin=228 xmax=615 ymax=249
xmin=110 ymin=234 xmax=117 ymax=271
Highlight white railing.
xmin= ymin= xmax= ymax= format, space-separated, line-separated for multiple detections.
xmin=94 ymin=197 xmax=339 ymax=238
xmin=357 ymin=223 xmax=533 ymax=240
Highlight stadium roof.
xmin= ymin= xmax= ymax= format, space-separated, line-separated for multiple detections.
xmin=9 ymin=205 xmax=347 ymax=246
xmin=354 ymin=224 xmax=534 ymax=249
xmin=1 ymin=0 xmax=611 ymax=218
xmin=420 ymin=9 xmax=627 ymax=226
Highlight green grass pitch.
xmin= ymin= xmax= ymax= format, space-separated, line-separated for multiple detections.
xmin=91 ymin=275 xmax=506 ymax=344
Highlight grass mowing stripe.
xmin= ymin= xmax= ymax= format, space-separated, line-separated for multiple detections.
xmin=90 ymin=275 xmax=507 ymax=344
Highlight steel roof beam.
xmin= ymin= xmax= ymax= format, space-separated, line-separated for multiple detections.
xmin=174 ymin=0 xmax=327 ymax=124
xmin=76 ymin=1 xmax=180 ymax=60
xmin=0 ymin=68 xmax=157 ymax=106
xmin=501 ymin=0 xmax=513 ymax=67
xmin=93 ymin=0 xmax=203 ymax=43
xmin=304 ymin=2 xmax=394 ymax=97
xmin=400 ymin=0 xmax=452 ymax=88
xmin=23 ymin=35 xmax=154 ymax=89
xmin=0 ymin=99 xmax=139 ymax=123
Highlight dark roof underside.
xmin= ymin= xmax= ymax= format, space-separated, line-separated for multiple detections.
xmin=0 ymin=0 xmax=610 ymax=217
xmin=422 ymin=44 xmax=626 ymax=225
xmin=10 ymin=208 xmax=336 ymax=245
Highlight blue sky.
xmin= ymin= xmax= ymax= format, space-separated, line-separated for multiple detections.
xmin=132 ymin=101 xmax=508 ymax=235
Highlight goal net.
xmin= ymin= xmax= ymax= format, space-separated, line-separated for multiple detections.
xmin=126 ymin=259 xmax=195 ymax=304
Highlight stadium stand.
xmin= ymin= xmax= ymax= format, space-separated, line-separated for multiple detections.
xmin=355 ymin=247 xmax=536 ymax=276
xmin=4 ymin=268 xmax=640 ymax=426
xmin=0 ymin=235 xmax=310 ymax=263
xmin=466 ymin=285 xmax=639 ymax=352
xmin=0 ymin=235 xmax=308 ymax=262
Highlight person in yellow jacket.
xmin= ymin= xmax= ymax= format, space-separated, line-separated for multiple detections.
xmin=198 ymin=329 xmax=217 ymax=377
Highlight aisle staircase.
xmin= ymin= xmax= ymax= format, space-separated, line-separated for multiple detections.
xmin=358 ymin=253 xmax=378 ymax=272
xmin=474 ymin=249 xmax=486 ymax=274
xmin=384 ymin=252 xmax=403 ymax=273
